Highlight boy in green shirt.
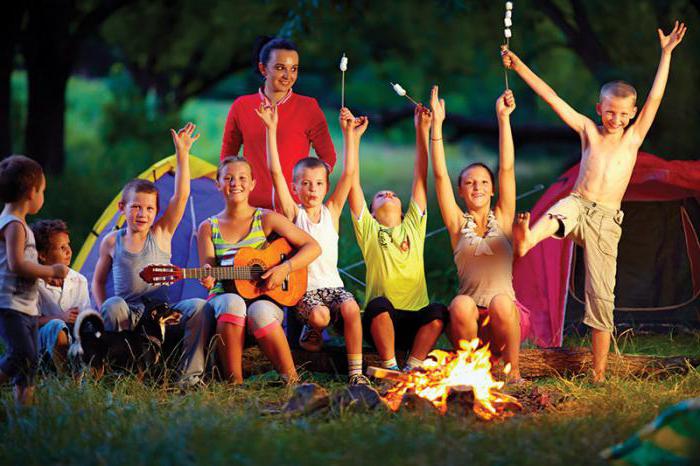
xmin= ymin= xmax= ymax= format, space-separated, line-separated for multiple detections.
xmin=348 ymin=105 xmax=447 ymax=372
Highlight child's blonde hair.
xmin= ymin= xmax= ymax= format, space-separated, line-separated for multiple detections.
xmin=600 ymin=81 xmax=637 ymax=102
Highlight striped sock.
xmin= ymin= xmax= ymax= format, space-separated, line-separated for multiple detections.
xmin=404 ymin=356 xmax=424 ymax=371
xmin=347 ymin=354 xmax=363 ymax=377
xmin=382 ymin=357 xmax=399 ymax=371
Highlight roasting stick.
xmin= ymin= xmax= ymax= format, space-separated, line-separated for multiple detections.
xmin=390 ymin=82 xmax=421 ymax=107
xmin=503 ymin=2 xmax=514 ymax=90
xmin=340 ymin=53 xmax=348 ymax=108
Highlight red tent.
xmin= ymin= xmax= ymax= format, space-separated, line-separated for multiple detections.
xmin=514 ymin=152 xmax=700 ymax=347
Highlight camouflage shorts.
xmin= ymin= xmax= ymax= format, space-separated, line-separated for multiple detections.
xmin=295 ymin=287 xmax=356 ymax=324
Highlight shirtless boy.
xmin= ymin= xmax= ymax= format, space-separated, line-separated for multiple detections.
xmin=502 ymin=21 xmax=686 ymax=381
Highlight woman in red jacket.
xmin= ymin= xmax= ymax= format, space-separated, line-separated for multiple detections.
xmin=220 ymin=37 xmax=337 ymax=209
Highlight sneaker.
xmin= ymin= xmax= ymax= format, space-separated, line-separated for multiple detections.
xmin=348 ymin=373 xmax=372 ymax=386
xmin=299 ymin=324 xmax=323 ymax=352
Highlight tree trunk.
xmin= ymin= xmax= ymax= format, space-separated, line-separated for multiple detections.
xmin=24 ymin=70 xmax=70 ymax=173
xmin=23 ymin=0 xmax=73 ymax=173
xmin=0 ymin=3 xmax=25 ymax=158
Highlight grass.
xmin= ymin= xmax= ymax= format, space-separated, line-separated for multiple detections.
xmin=1 ymin=349 xmax=699 ymax=466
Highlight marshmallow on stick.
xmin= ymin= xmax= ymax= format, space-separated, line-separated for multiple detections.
xmin=502 ymin=2 xmax=514 ymax=90
xmin=390 ymin=82 xmax=420 ymax=106
xmin=339 ymin=53 xmax=348 ymax=108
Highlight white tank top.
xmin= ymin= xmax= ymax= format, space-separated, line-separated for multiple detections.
xmin=295 ymin=205 xmax=344 ymax=290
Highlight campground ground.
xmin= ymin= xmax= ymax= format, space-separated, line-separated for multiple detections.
xmin=1 ymin=332 xmax=699 ymax=466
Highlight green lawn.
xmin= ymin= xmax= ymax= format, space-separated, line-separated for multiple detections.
xmin=1 ymin=348 xmax=699 ymax=466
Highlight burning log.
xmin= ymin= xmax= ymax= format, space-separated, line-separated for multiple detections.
xmin=368 ymin=340 xmax=524 ymax=420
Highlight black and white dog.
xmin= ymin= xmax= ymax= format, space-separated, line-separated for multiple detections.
xmin=69 ymin=297 xmax=181 ymax=379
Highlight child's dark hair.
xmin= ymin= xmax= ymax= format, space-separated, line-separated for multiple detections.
xmin=217 ymin=156 xmax=254 ymax=180
xmin=456 ymin=162 xmax=495 ymax=188
xmin=31 ymin=219 xmax=69 ymax=255
xmin=0 ymin=155 xmax=43 ymax=203
xmin=293 ymin=157 xmax=330 ymax=184
xmin=121 ymin=179 xmax=160 ymax=212
xmin=253 ymin=36 xmax=298 ymax=75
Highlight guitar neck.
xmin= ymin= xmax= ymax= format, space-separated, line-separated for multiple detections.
xmin=182 ymin=266 xmax=263 ymax=281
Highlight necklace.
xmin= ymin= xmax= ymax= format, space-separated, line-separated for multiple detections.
xmin=461 ymin=211 xmax=499 ymax=256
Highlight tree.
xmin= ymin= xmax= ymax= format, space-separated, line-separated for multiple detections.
xmin=20 ymin=0 xmax=135 ymax=173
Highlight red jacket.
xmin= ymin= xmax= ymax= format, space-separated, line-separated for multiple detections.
xmin=220 ymin=89 xmax=337 ymax=209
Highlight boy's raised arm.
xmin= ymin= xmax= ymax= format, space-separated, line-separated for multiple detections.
xmin=429 ymin=86 xmax=463 ymax=239
xmin=632 ymin=21 xmax=686 ymax=144
xmin=156 ymin=123 xmax=198 ymax=236
xmin=494 ymin=90 xmax=517 ymax=237
xmin=411 ymin=104 xmax=431 ymax=212
xmin=327 ymin=109 xmax=367 ymax=220
xmin=256 ymin=104 xmax=298 ymax=221
xmin=502 ymin=48 xmax=589 ymax=135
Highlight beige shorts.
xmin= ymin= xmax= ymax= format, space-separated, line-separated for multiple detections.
xmin=547 ymin=193 xmax=624 ymax=332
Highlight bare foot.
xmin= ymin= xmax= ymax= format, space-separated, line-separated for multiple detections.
xmin=591 ymin=368 xmax=607 ymax=384
xmin=513 ymin=212 xmax=534 ymax=258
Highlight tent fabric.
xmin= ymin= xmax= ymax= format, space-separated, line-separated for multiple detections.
xmin=74 ymin=155 xmax=224 ymax=305
xmin=513 ymin=152 xmax=700 ymax=348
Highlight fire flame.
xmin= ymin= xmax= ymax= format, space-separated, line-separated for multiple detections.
xmin=383 ymin=339 xmax=522 ymax=420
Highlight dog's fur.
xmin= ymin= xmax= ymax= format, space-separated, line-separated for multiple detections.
xmin=69 ymin=299 xmax=181 ymax=378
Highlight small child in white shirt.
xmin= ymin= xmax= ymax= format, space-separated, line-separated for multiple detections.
xmin=31 ymin=219 xmax=92 ymax=370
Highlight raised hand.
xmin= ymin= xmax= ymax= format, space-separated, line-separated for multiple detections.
xmin=254 ymin=103 xmax=278 ymax=129
xmin=500 ymin=46 xmax=521 ymax=71
xmin=339 ymin=107 xmax=355 ymax=134
xmin=658 ymin=21 xmax=687 ymax=54
xmin=430 ymin=85 xmax=445 ymax=125
xmin=414 ymin=104 xmax=432 ymax=132
xmin=496 ymin=89 xmax=516 ymax=117
xmin=170 ymin=122 xmax=200 ymax=154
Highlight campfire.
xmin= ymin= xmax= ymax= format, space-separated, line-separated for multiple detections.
xmin=369 ymin=339 xmax=522 ymax=420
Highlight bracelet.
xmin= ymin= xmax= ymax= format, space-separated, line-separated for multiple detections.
xmin=431 ymin=137 xmax=443 ymax=141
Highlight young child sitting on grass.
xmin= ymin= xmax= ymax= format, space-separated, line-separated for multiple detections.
xmin=502 ymin=21 xmax=686 ymax=381
xmin=32 ymin=219 xmax=92 ymax=372
xmin=92 ymin=123 xmax=215 ymax=388
xmin=0 ymin=155 xmax=69 ymax=406
xmin=348 ymin=104 xmax=448 ymax=373
xmin=256 ymin=103 xmax=369 ymax=385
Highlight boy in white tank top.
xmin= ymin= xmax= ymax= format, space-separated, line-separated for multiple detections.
xmin=257 ymin=104 xmax=369 ymax=385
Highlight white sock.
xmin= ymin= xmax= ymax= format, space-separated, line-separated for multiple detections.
xmin=382 ymin=357 xmax=399 ymax=370
xmin=347 ymin=354 xmax=363 ymax=377
xmin=404 ymin=356 xmax=424 ymax=371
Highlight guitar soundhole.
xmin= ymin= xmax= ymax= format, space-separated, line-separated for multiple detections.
xmin=250 ymin=264 xmax=265 ymax=279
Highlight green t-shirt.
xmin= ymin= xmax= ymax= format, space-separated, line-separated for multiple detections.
xmin=351 ymin=199 xmax=429 ymax=311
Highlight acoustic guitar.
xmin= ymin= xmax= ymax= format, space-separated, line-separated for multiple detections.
xmin=139 ymin=238 xmax=307 ymax=306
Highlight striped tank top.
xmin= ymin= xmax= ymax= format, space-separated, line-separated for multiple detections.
xmin=210 ymin=208 xmax=267 ymax=295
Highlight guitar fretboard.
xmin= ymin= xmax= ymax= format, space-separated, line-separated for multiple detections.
xmin=182 ymin=266 xmax=264 ymax=281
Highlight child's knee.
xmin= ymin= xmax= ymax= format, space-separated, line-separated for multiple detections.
xmin=488 ymin=295 xmax=516 ymax=322
xmin=100 ymin=296 xmax=129 ymax=329
xmin=339 ymin=299 xmax=361 ymax=322
xmin=308 ymin=306 xmax=331 ymax=328
xmin=248 ymin=301 xmax=283 ymax=339
xmin=211 ymin=294 xmax=247 ymax=327
xmin=449 ymin=295 xmax=478 ymax=323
